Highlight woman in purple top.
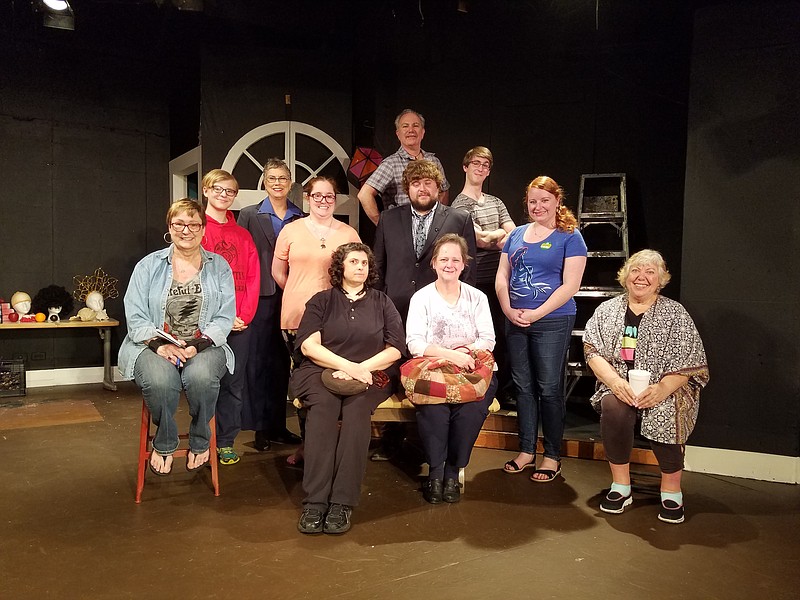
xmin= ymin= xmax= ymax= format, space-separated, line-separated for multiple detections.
xmin=496 ymin=176 xmax=587 ymax=481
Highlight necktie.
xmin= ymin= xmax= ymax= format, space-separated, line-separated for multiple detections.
xmin=414 ymin=215 xmax=426 ymax=258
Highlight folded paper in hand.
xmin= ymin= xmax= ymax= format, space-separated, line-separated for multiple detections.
xmin=155 ymin=328 xmax=183 ymax=346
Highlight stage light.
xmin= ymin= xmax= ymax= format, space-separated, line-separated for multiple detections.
xmin=39 ymin=0 xmax=75 ymax=31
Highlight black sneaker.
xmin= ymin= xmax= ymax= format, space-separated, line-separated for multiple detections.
xmin=297 ymin=508 xmax=325 ymax=534
xmin=658 ymin=499 xmax=685 ymax=524
xmin=600 ymin=490 xmax=633 ymax=514
xmin=442 ymin=478 xmax=461 ymax=503
xmin=323 ymin=503 xmax=352 ymax=534
xmin=422 ymin=479 xmax=443 ymax=504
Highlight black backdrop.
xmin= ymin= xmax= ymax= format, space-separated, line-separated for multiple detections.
xmin=1 ymin=0 xmax=797 ymax=458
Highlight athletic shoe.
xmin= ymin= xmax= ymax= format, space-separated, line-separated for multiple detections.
xmin=600 ymin=490 xmax=633 ymax=514
xmin=217 ymin=447 xmax=240 ymax=465
xmin=323 ymin=504 xmax=352 ymax=534
xmin=658 ymin=499 xmax=685 ymax=524
xmin=298 ymin=508 xmax=325 ymax=534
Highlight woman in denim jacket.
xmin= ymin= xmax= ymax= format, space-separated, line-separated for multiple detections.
xmin=119 ymin=199 xmax=235 ymax=475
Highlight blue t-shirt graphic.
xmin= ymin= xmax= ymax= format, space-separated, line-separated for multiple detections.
xmin=502 ymin=224 xmax=587 ymax=317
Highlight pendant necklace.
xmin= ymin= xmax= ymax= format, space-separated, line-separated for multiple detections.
xmin=307 ymin=219 xmax=333 ymax=249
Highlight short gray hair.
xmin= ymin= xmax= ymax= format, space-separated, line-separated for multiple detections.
xmin=394 ymin=108 xmax=425 ymax=130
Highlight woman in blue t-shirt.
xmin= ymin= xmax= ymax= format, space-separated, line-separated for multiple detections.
xmin=496 ymin=176 xmax=587 ymax=481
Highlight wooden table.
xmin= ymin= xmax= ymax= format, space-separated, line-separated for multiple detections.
xmin=0 ymin=319 xmax=120 ymax=391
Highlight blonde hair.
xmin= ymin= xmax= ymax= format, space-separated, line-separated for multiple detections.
xmin=617 ymin=249 xmax=672 ymax=289
xmin=201 ymin=169 xmax=238 ymax=192
xmin=462 ymin=146 xmax=493 ymax=168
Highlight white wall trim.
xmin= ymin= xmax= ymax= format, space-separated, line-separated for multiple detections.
xmin=26 ymin=366 xmax=125 ymax=388
xmin=685 ymin=445 xmax=799 ymax=484
xmin=169 ymin=146 xmax=202 ymax=202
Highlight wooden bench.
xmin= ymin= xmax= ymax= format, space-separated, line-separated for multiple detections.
xmin=294 ymin=392 xmax=500 ymax=491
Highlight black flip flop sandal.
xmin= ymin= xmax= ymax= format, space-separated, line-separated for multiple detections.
xmin=530 ymin=461 xmax=562 ymax=483
xmin=503 ymin=459 xmax=536 ymax=474
xmin=149 ymin=453 xmax=172 ymax=476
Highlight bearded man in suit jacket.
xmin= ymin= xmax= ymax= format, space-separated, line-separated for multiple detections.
xmin=374 ymin=159 xmax=477 ymax=324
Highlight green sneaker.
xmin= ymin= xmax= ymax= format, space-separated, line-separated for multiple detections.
xmin=217 ymin=446 xmax=240 ymax=465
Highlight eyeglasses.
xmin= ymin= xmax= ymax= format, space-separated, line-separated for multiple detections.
xmin=211 ymin=185 xmax=237 ymax=197
xmin=265 ymin=176 xmax=290 ymax=184
xmin=310 ymin=192 xmax=336 ymax=203
xmin=469 ymin=160 xmax=491 ymax=171
xmin=170 ymin=222 xmax=203 ymax=233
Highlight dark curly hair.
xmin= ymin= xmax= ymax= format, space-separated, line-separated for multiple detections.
xmin=31 ymin=285 xmax=74 ymax=317
xmin=328 ymin=243 xmax=378 ymax=289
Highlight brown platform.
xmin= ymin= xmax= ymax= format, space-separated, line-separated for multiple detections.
xmin=476 ymin=410 xmax=659 ymax=466
xmin=371 ymin=398 xmax=659 ymax=466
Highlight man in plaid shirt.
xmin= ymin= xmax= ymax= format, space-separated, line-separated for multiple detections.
xmin=357 ymin=108 xmax=450 ymax=225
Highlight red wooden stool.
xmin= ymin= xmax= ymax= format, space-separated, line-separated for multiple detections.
xmin=135 ymin=398 xmax=220 ymax=503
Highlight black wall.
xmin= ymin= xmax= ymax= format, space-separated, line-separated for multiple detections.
xmin=0 ymin=4 xmax=179 ymax=368
xmin=359 ymin=1 xmax=692 ymax=291
xmin=680 ymin=2 xmax=800 ymax=456
xmin=1 ymin=1 xmax=797 ymax=458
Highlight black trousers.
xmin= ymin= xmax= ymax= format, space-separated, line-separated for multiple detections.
xmin=242 ymin=294 xmax=290 ymax=435
xmin=416 ymin=375 xmax=498 ymax=480
xmin=600 ymin=394 xmax=685 ymax=474
xmin=302 ymin=385 xmax=387 ymax=510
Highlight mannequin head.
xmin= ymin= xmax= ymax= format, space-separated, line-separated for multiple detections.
xmin=11 ymin=291 xmax=31 ymax=316
xmin=86 ymin=291 xmax=104 ymax=312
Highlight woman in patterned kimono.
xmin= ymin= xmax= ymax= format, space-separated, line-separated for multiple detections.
xmin=583 ymin=250 xmax=709 ymax=524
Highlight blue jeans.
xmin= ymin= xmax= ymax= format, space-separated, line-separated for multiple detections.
xmin=506 ymin=314 xmax=575 ymax=459
xmin=133 ymin=346 xmax=227 ymax=455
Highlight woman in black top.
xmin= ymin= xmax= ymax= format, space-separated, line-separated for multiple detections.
xmin=291 ymin=242 xmax=405 ymax=535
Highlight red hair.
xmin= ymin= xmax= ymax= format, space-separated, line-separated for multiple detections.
xmin=524 ymin=176 xmax=577 ymax=232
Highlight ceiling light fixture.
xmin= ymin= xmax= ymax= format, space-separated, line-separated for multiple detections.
xmin=43 ymin=0 xmax=70 ymax=10
xmin=38 ymin=0 xmax=75 ymax=30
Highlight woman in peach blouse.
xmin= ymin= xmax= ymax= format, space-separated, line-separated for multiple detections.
xmin=272 ymin=176 xmax=361 ymax=331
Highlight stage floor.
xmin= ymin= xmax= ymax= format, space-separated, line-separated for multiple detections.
xmin=1 ymin=382 xmax=798 ymax=599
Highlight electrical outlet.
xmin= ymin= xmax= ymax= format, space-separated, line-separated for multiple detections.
xmin=31 ymin=352 xmax=46 ymax=361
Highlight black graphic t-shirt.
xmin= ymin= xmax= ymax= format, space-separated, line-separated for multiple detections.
xmin=620 ymin=307 xmax=643 ymax=369
xmin=164 ymin=274 xmax=203 ymax=342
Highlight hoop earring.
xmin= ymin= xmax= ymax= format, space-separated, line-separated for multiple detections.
xmin=163 ymin=232 xmax=172 ymax=244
